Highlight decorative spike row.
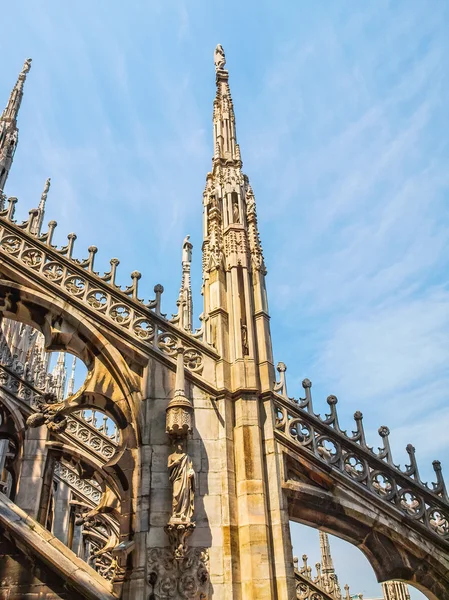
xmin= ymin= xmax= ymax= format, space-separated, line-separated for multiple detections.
xmin=0 ymin=190 xmax=166 ymax=309
xmin=273 ymin=362 xmax=448 ymax=500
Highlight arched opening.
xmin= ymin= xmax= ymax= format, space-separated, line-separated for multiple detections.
xmin=290 ymin=522 xmax=430 ymax=600
xmin=0 ymin=315 xmax=126 ymax=582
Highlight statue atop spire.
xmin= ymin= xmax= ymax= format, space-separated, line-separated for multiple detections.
xmin=214 ymin=44 xmax=226 ymax=71
xmin=0 ymin=58 xmax=33 ymax=191
xmin=2 ymin=58 xmax=32 ymax=122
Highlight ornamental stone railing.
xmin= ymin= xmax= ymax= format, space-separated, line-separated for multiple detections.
xmin=0 ymin=202 xmax=218 ymax=378
xmin=274 ymin=365 xmax=449 ymax=546
xmin=66 ymin=410 xmax=118 ymax=461
xmin=54 ymin=461 xmax=101 ymax=505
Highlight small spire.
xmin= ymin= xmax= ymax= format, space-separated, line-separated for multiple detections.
xmin=32 ymin=177 xmax=50 ymax=235
xmin=66 ymin=355 xmax=77 ymax=397
xmin=319 ymin=531 xmax=336 ymax=577
xmin=52 ymin=352 xmax=67 ymax=401
xmin=212 ymin=45 xmax=239 ymax=163
xmin=2 ymin=58 xmax=32 ymax=122
xmin=176 ymin=235 xmax=193 ymax=332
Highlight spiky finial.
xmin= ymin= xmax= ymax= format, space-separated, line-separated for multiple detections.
xmin=32 ymin=177 xmax=50 ymax=235
xmin=175 ymin=235 xmax=193 ymax=331
xmin=66 ymin=355 xmax=77 ymax=397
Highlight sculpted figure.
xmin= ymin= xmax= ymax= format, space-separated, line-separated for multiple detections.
xmin=241 ymin=324 xmax=249 ymax=355
xmin=233 ymin=199 xmax=240 ymax=223
xmin=214 ymin=44 xmax=226 ymax=71
xmin=168 ymin=441 xmax=195 ymax=522
xmin=182 ymin=235 xmax=192 ymax=263
xmin=22 ymin=58 xmax=32 ymax=75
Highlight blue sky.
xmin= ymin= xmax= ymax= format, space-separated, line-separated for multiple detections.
xmin=2 ymin=1 xmax=448 ymax=597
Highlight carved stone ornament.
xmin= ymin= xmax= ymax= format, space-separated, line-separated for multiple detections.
xmin=166 ymin=346 xmax=194 ymax=437
xmin=26 ymin=391 xmax=68 ymax=433
xmin=165 ymin=344 xmax=197 ymax=562
xmin=148 ymin=547 xmax=210 ymax=600
xmin=214 ymin=44 xmax=226 ymax=71
xmin=166 ymin=395 xmax=193 ymax=437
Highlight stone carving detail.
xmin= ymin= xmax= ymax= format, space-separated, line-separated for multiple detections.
xmin=246 ymin=185 xmax=266 ymax=273
xmin=223 ymin=229 xmax=247 ymax=264
xmin=164 ymin=345 xmax=198 ymax=562
xmin=26 ymin=391 xmax=68 ymax=433
xmin=168 ymin=442 xmax=195 ymax=521
xmin=214 ymin=44 xmax=226 ymax=71
xmin=274 ymin=371 xmax=449 ymax=544
xmin=147 ymin=547 xmax=210 ymax=600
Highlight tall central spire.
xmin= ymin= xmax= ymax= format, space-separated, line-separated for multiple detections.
xmin=201 ymin=45 xmax=273 ymax=391
xmin=0 ymin=58 xmax=32 ymax=191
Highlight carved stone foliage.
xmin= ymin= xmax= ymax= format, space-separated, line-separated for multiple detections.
xmin=273 ymin=375 xmax=449 ymax=545
xmin=0 ymin=216 xmax=210 ymax=375
xmin=147 ymin=547 xmax=210 ymax=600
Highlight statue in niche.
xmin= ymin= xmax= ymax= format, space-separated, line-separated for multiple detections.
xmin=241 ymin=324 xmax=249 ymax=356
xmin=168 ymin=441 xmax=195 ymax=522
xmin=214 ymin=44 xmax=226 ymax=71
xmin=209 ymin=192 xmax=218 ymax=209
xmin=233 ymin=198 xmax=240 ymax=223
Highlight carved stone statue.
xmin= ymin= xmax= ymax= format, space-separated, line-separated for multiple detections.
xmin=233 ymin=199 xmax=240 ymax=223
xmin=214 ymin=44 xmax=226 ymax=71
xmin=22 ymin=59 xmax=32 ymax=75
xmin=168 ymin=441 xmax=195 ymax=522
xmin=241 ymin=324 xmax=249 ymax=356
xmin=182 ymin=235 xmax=192 ymax=264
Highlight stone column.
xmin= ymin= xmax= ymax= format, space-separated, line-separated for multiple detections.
xmin=233 ymin=393 xmax=275 ymax=599
xmin=15 ymin=425 xmax=50 ymax=518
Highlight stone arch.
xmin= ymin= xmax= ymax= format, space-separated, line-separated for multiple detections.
xmin=0 ymin=278 xmax=143 ymax=547
xmin=285 ymin=477 xmax=449 ymax=600
xmin=0 ymin=278 xmax=141 ymax=444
